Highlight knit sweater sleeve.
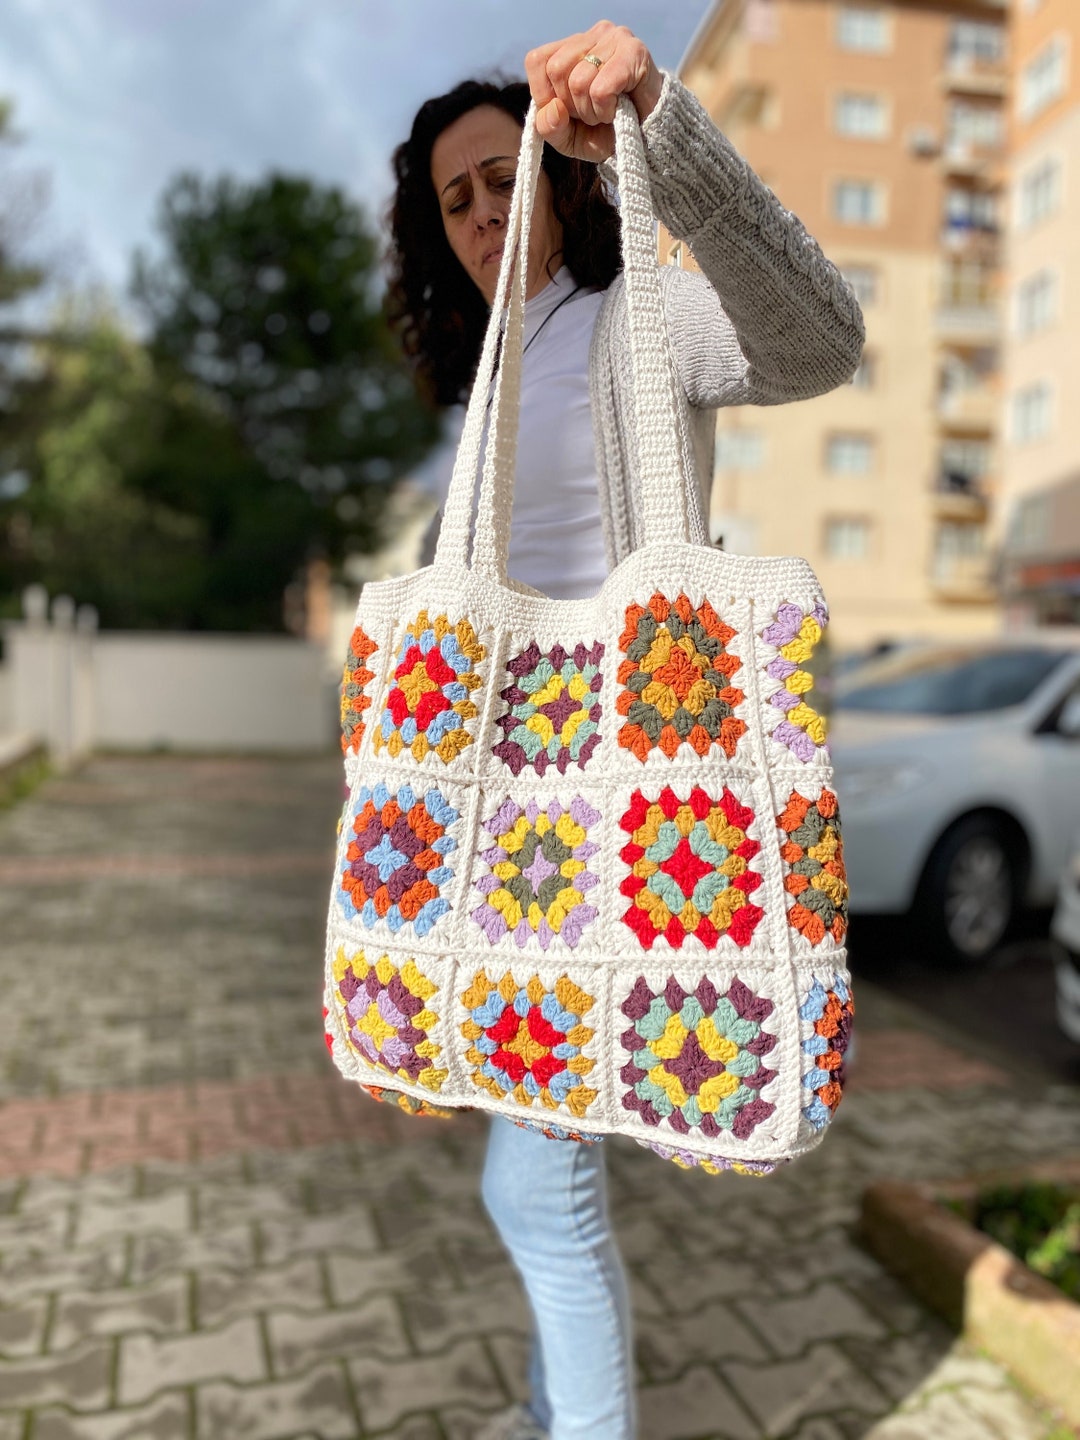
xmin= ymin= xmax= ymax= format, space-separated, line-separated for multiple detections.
xmin=608 ymin=71 xmax=865 ymax=406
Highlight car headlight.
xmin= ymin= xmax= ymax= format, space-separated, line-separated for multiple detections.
xmin=833 ymin=761 xmax=934 ymax=805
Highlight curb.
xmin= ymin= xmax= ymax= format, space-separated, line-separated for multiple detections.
xmin=860 ymin=1168 xmax=1080 ymax=1427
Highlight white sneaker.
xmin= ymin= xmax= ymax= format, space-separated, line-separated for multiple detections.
xmin=473 ymin=1403 xmax=550 ymax=1440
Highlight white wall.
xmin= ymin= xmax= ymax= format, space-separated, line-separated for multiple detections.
xmin=2 ymin=615 xmax=337 ymax=757
xmin=92 ymin=633 xmax=335 ymax=751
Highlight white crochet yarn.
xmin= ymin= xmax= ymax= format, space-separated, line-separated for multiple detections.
xmin=325 ymin=98 xmax=853 ymax=1176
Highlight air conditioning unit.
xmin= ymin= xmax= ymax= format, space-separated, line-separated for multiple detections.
xmin=908 ymin=125 xmax=941 ymax=156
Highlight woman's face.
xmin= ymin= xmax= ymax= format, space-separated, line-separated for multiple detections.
xmin=430 ymin=104 xmax=563 ymax=306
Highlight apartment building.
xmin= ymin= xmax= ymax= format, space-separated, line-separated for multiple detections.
xmin=669 ymin=0 xmax=1008 ymax=651
xmin=998 ymin=0 xmax=1080 ymax=625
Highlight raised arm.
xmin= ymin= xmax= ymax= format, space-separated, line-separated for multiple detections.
xmin=524 ymin=21 xmax=865 ymax=408
xmin=636 ymin=72 xmax=865 ymax=406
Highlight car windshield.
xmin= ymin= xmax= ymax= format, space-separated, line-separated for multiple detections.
xmin=835 ymin=646 xmax=1067 ymax=715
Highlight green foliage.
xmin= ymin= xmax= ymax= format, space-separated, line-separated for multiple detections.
xmin=971 ymin=1183 xmax=1080 ymax=1302
xmin=2 ymin=153 xmax=439 ymax=631
xmin=0 ymin=99 xmax=46 ymax=306
xmin=3 ymin=304 xmax=315 ymax=630
xmin=132 ymin=170 xmax=439 ymax=560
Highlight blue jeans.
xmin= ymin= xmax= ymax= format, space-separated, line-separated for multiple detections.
xmin=481 ymin=1117 xmax=636 ymax=1440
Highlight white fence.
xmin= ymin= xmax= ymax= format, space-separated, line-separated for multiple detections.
xmin=1 ymin=589 xmax=338 ymax=763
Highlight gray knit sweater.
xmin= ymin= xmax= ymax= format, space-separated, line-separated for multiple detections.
xmin=423 ymin=70 xmax=866 ymax=572
xmin=591 ymin=70 xmax=865 ymax=567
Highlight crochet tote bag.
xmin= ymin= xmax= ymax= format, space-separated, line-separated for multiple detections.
xmin=323 ymin=98 xmax=852 ymax=1178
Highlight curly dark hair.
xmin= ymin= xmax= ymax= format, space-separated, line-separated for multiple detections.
xmin=386 ymin=78 xmax=623 ymax=407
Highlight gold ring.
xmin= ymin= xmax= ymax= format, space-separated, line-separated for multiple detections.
xmin=582 ymin=53 xmax=603 ymax=68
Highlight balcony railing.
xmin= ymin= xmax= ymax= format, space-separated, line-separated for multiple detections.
xmin=933 ymin=473 xmax=991 ymax=517
xmin=942 ymin=57 xmax=1008 ymax=97
xmin=937 ymin=386 xmax=999 ymax=430
xmin=936 ymin=298 xmax=1001 ymax=340
xmin=941 ymin=139 xmax=1005 ymax=179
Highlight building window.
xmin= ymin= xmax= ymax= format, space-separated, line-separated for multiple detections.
xmin=837 ymin=6 xmax=891 ymax=54
xmin=945 ymin=187 xmax=998 ymax=235
xmin=835 ymin=93 xmax=888 ymax=139
xmin=940 ymin=259 xmax=995 ymax=308
xmin=825 ymin=518 xmax=872 ymax=559
xmin=1019 ymin=35 xmax=1069 ymax=123
xmin=842 ymin=265 xmax=879 ymax=305
xmin=933 ymin=520 xmax=986 ymax=580
xmin=833 ymin=180 xmax=884 ymax=226
xmin=1015 ymin=269 xmax=1058 ymax=336
xmin=947 ymin=101 xmax=1004 ymax=150
xmin=826 ymin=433 xmax=875 ymax=475
xmin=851 ymin=352 xmax=877 ymax=390
xmin=947 ymin=20 xmax=1005 ymax=68
xmin=1011 ymin=381 xmax=1053 ymax=444
xmin=666 ymin=242 xmax=684 ymax=268
xmin=940 ymin=438 xmax=992 ymax=491
xmin=1009 ymin=493 xmax=1050 ymax=553
xmin=1016 ymin=156 xmax=1062 ymax=229
xmin=940 ymin=347 xmax=996 ymax=401
xmin=715 ymin=430 xmax=766 ymax=472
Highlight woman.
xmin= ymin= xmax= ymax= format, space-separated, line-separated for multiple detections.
xmin=386 ymin=22 xmax=864 ymax=1440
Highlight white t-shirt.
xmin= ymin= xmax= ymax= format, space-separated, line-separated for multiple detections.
xmin=433 ymin=265 xmax=608 ymax=602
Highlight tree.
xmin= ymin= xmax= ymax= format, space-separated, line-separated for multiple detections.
xmin=1 ymin=164 xmax=439 ymax=631
xmin=0 ymin=98 xmax=52 ymax=622
xmin=0 ymin=99 xmax=47 ymax=310
xmin=133 ymin=171 xmax=439 ymax=562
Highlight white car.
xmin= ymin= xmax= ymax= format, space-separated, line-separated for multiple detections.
xmin=1051 ymin=841 xmax=1080 ymax=1044
xmin=828 ymin=634 xmax=1080 ymax=963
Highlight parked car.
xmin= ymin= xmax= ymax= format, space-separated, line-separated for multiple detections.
xmin=829 ymin=633 xmax=1080 ymax=963
xmin=1050 ymin=839 xmax=1080 ymax=1045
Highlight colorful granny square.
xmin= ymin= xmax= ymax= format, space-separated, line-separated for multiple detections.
xmin=761 ymin=602 xmax=829 ymax=761
xmin=617 ymin=593 xmax=746 ymax=761
xmin=337 ymin=782 xmax=459 ymax=935
xmin=374 ymin=611 xmax=485 ymax=764
xmin=621 ymin=975 xmax=777 ymax=1139
xmin=779 ymin=788 xmax=848 ymax=945
xmin=461 ymin=971 xmax=597 ymax=1117
xmin=800 ymin=975 xmax=854 ymax=1130
xmin=340 ymin=625 xmax=378 ymax=756
xmin=494 ymin=642 xmax=603 ymax=776
xmin=619 ymin=786 xmax=764 ymax=950
xmin=472 ymin=797 xmax=600 ymax=950
xmin=330 ymin=948 xmax=447 ymax=1092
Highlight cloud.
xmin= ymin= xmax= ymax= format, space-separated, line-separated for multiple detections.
xmin=0 ymin=1 xmax=709 ymax=293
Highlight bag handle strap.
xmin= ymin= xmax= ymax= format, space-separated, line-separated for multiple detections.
xmin=436 ymin=96 xmax=692 ymax=583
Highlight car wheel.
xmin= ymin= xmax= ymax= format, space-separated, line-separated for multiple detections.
xmin=919 ymin=815 xmax=1020 ymax=964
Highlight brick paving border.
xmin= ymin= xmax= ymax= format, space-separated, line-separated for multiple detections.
xmin=0 ymin=1028 xmax=1005 ymax=1181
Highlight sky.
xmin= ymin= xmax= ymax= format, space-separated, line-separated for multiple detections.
xmin=0 ymin=1 xmax=712 ymax=298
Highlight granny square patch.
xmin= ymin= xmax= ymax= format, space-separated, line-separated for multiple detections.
xmin=337 ymin=782 xmax=459 ymax=935
xmin=620 ymin=975 xmax=777 ymax=1139
xmin=800 ymin=974 xmax=854 ymax=1131
xmin=340 ymin=625 xmax=378 ymax=756
xmin=472 ymin=796 xmax=601 ymax=950
xmin=330 ymin=947 xmax=448 ymax=1094
xmin=617 ymin=592 xmax=746 ymax=761
xmin=494 ymin=641 xmax=603 ymax=776
xmin=460 ymin=970 xmax=597 ymax=1118
xmin=778 ymin=788 xmax=848 ymax=945
xmin=374 ymin=611 xmax=485 ymax=764
xmin=619 ymin=786 xmax=763 ymax=950
xmin=761 ymin=602 xmax=829 ymax=761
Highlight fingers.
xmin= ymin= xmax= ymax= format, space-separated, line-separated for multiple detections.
xmin=533 ymin=96 xmax=615 ymax=165
xmin=526 ymin=21 xmax=650 ymax=130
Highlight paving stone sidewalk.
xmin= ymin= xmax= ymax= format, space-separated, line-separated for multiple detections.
xmin=0 ymin=754 xmax=1077 ymax=1440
